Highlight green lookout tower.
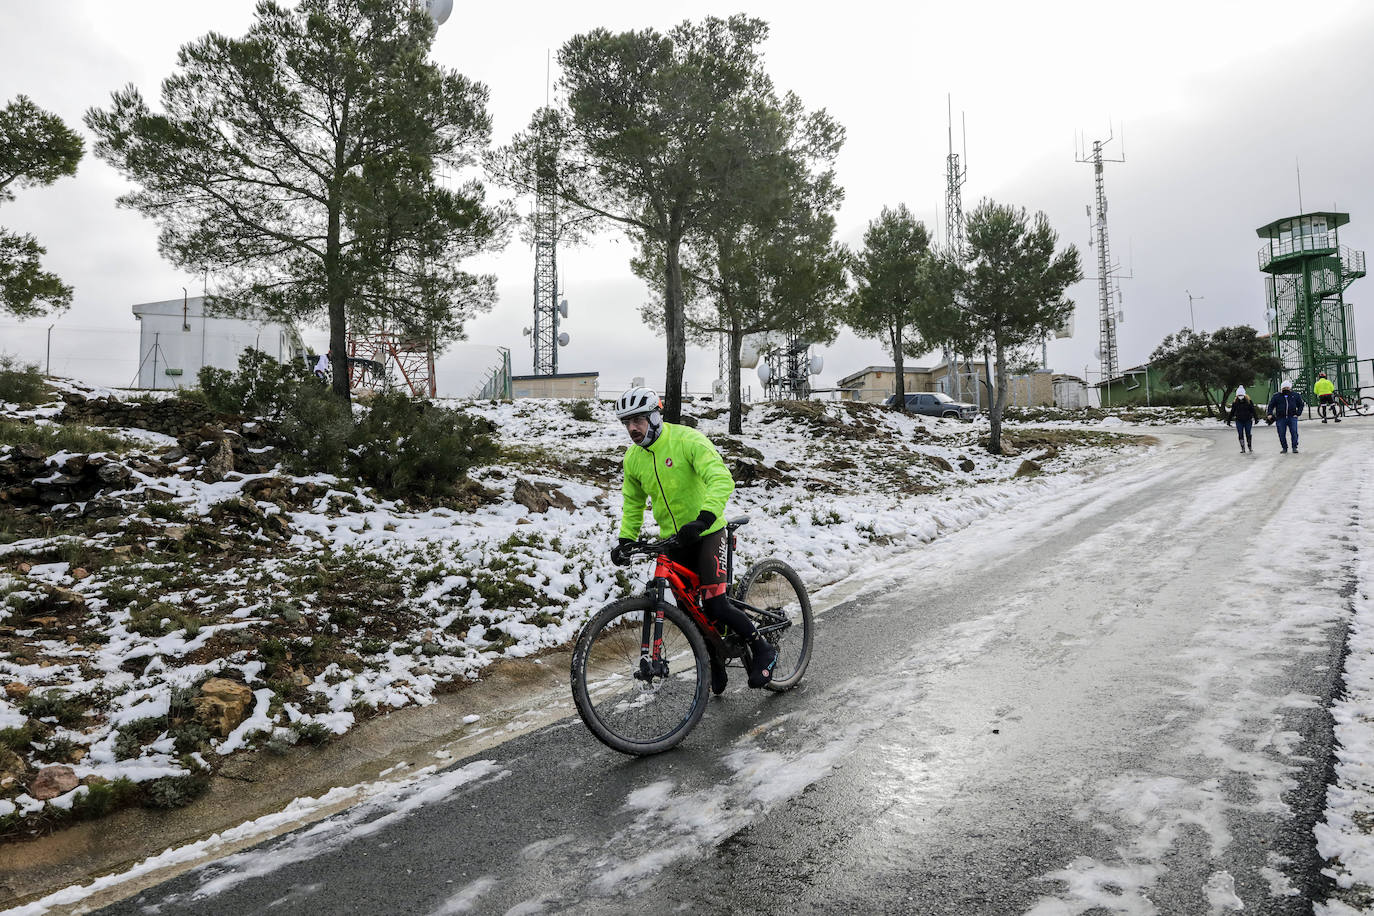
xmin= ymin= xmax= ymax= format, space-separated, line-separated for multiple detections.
xmin=1257 ymin=211 xmax=1366 ymax=393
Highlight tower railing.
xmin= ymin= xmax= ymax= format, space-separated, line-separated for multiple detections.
xmin=1343 ymin=246 xmax=1367 ymax=279
xmin=1257 ymin=230 xmax=1339 ymax=269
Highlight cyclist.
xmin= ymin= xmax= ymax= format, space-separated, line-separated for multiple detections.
xmin=1313 ymin=371 xmax=1340 ymax=423
xmin=609 ymin=386 xmax=777 ymax=688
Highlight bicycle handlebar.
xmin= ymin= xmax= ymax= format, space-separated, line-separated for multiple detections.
xmin=620 ymin=535 xmax=681 ymax=558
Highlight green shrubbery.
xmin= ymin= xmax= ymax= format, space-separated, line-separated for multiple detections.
xmin=195 ymin=348 xmax=311 ymax=421
xmin=0 ymin=354 xmax=48 ymax=406
xmin=349 ymin=391 xmax=498 ymax=499
xmin=277 ymin=377 xmax=353 ymax=475
xmin=0 ymin=420 xmax=131 ymax=454
xmin=191 ymin=349 xmax=497 ymax=501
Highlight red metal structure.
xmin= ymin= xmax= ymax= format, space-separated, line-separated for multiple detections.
xmin=346 ymin=326 xmax=437 ymax=397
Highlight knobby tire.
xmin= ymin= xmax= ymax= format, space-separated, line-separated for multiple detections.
xmin=570 ymin=596 xmax=710 ymax=756
xmin=734 ymin=558 xmax=814 ymax=691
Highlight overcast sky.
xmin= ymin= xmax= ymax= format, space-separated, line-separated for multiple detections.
xmin=3 ymin=0 xmax=1373 ymax=397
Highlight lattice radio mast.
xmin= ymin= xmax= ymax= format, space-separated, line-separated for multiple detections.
xmin=1076 ymin=129 xmax=1126 ymax=393
xmin=943 ymin=97 xmax=977 ymax=406
xmin=528 ymin=57 xmax=567 ymax=376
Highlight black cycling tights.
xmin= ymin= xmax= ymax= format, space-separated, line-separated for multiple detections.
xmin=702 ymin=594 xmax=762 ymax=645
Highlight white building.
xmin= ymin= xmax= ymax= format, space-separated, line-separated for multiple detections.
xmin=131 ymin=296 xmax=306 ymax=390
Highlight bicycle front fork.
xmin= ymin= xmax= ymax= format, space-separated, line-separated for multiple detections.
xmin=636 ymin=580 xmax=670 ymax=682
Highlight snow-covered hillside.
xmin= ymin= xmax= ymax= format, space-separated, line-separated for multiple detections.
xmin=0 ymin=383 xmax=1148 ymax=833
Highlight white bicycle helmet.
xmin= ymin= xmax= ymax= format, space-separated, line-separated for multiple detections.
xmin=616 ymin=386 xmax=663 ymax=447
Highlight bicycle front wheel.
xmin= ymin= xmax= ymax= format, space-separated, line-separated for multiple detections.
xmin=570 ymin=597 xmax=710 ymax=756
xmin=1359 ymin=397 xmax=1374 ymax=416
xmin=735 ymin=559 xmax=814 ymax=691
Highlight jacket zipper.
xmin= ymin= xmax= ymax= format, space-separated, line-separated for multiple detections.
xmin=646 ymin=440 xmax=679 ymax=532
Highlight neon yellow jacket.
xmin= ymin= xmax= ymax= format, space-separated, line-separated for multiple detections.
xmin=1313 ymin=378 xmax=1335 ymax=396
xmin=619 ymin=422 xmax=734 ymax=541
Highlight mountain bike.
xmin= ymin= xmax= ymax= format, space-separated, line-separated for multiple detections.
xmin=1318 ymin=394 xmax=1346 ymax=422
xmin=1343 ymin=390 xmax=1374 ymax=416
xmin=570 ymin=518 xmax=813 ymax=756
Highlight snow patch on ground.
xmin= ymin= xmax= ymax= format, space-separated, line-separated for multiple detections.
xmin=1314 ymin=459 xmax=1374 ymax=913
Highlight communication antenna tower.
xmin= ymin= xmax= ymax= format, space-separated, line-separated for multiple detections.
xmin=1076 ymin=127 xmax=1127 ymax=398
xmin=944 ymin=96 xmax=967 ymax=259
xmin=943 ymin=97 xmax=980 ymax=407
xmin=529 ymin=55 xmax=568 ymax=375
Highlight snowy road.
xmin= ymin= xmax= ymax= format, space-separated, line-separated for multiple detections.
xmin=83 ymin=421 xmax=1366 ymax=915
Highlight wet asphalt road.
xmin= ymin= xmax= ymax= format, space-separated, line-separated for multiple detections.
xmin=95 ymin=420 xmax=1365 ymax=915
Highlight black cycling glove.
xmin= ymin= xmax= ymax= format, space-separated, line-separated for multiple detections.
xmin=610 ymin=538 xmax=635 ymax=567
xmin=675 ymin=510 xmax=716 ymax=548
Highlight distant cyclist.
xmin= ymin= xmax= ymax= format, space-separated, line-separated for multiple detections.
xmin=610 ymin=386 xmax=777 ymax=688
xmin=1313 ymin=371 xmax=1339 ymax=423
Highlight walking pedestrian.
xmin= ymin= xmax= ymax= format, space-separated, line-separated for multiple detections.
xmin=1226 ymin=385 xmax=1261 ymax=453
xmin=1265 ymin=380 xmax=1305 ymax=454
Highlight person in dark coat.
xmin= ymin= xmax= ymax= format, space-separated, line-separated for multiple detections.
xmin=1226 ymin=385 xmax=1261 ymax=453
xmin=1266 ymin=380 xmax=1305 ymax=454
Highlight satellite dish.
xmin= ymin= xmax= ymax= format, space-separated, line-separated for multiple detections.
xmin=559 ymin=299 xmax=569 ymax=319
xmin=738 ymin=334 xmax=764 ymax=369
xmin=426 ymin=0 xmax=453 ymax=25
xmin=557 ymin=332 xmax=570 ymax=346
xmin=809 ymin=355 xmax=824 ymax=376
xmin=521 ymin=327 xmax=531 ymax=336
xmin=757 ymin=364 xmax=772 ymax=385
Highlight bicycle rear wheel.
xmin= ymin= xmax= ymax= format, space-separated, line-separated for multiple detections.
xmin=734 ymin=559 xmax=813 ymax=691
xmin=570 ymin=596 xmax=710 ymax=756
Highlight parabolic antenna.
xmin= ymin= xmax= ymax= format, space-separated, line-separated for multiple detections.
xmin=757 ymin=364 xmax=772 ymax=385
xmin=558 ymin=332 xmax=570 ymax=346
xmin=738 ymin=334 xmax=763 ymax=369
xmin=426 ymin=0 xmax=453 ymax=25
xmin=809 ymin=354 xmax=824 ymax=376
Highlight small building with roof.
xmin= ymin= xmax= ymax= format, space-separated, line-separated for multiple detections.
xmin=131 ymin=295 xmax=305 ymax=390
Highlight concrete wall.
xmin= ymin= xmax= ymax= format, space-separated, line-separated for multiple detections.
xmin=511 ymin=374 xmax=599 ymax=399
xmin=841 ymin=364 xmax=1054 ymax=407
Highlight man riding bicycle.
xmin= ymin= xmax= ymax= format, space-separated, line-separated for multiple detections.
xmin=610 ymin=386 xmax=777 ymax=689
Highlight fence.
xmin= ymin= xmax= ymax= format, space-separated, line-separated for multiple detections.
xmin=2 ymin=320 xmax=518 ymax=400
xmin=1 ymin=322 xmax=144 ymax=388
